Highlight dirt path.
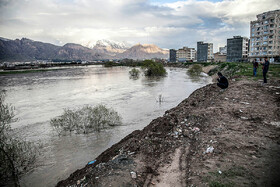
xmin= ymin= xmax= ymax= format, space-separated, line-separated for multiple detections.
xmin=57 ymin=79 xmax=280 ymax=187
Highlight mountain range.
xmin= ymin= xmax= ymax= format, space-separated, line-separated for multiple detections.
xmin=0 ymin=37 xmax=168 ymax=62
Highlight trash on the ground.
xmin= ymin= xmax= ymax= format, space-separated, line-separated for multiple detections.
xmin=224 ymin=97 xmax=229 ymax=100
xmin=88 ymin=160 xmax=96 ymax=165
xmin=151 ymin=182 xmax=155 ymax=185
xmin=204 ymin=146 xmax=214 ymax=154
xmin=241 ymin=116 xmax=248 ymax=120
xmin=240 ymin=101 xmax=250 ymax=105
xmin=276 ymin=92 xmax=280 ymax=95
xmin=271 ymin=122 xmax=280 ymax=128
xmin=218 ymin=170 xmax=222 ymax=174
xmin=239 ymin=109 xmax=243 ymax=113
xmin=130 ymin=171 xmax=137 ymax=179
xmin=77 ymin=180 xmax=81 ymax=185
xmin=192 ymin=127 xmax=200 ymax=133
xmin=128 ymin=151 xmax=135 ymax=155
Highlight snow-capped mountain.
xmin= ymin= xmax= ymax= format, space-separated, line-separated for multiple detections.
xmin=82 ymin=39 xmax=129 ymax=54
xmin=0 ymin=37 xmax=168 ymax=61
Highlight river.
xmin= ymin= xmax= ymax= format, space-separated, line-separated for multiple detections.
xmin=0 ymin=65 xmax=212 ymax=187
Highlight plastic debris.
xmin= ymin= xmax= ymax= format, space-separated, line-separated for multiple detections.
xmin=271 ymin=122 xmax=280 ymax=128
xmin=218 ymin=170 xmax=222 ymax=174
xmin=239 ymin=109 xmax=243 ymax=113
xmin=241 ymin=116 xmax=248 ymax=120
xmin=88 ymin=160 xmax=96 ymax=165
xmin=130 ymin=171 xmax=137 ymax=179
xmin=240 ymin=101 xmax=250 ymax=105
xmin=192 ymin=127 xmax=200 ymax=133
xmin=204 ymin=146 xmax=214 ymax=154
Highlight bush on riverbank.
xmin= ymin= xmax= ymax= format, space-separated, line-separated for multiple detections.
xmin=141 ymin=60 xmax=166 ymax=76
xmin=0 ymin=93 xmax=37 ymax=187
xmin=187 ymin=64 xmax=203 ymax=76
xmin=50 ymin=105 xmax=122 ymax=135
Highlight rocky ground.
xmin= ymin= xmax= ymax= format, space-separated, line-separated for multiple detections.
xmin=57 ymin=78 xmax=280 ymax=187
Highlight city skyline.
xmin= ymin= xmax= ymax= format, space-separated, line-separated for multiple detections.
xmin=0 ymin=0 xmax=279 ymax=52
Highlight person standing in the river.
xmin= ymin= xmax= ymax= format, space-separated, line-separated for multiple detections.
xmin=252 ymin=59 xmax=258 ymax=76
xmin=261 ymin=57 xmax=269 ymax=84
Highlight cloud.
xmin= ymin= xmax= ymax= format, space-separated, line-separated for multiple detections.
xmin=0 ymin=0 xmax=279 ymax=51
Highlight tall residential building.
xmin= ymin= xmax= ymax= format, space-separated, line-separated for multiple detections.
xmin=250 ymin=10 xmax=280 ymax=62
xmin=176 ymin=47 xmax=196 ymax=62
xmin=226 ymin=36 xmax=249 ymax=62
xmin=197 ymin=42 xmax=213 ymax=62
xmin=169 ymin=49 xmax=177 ymax=62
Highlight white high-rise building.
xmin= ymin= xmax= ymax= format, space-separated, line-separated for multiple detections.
xmin=250 ymin=10 xmax=280 ymax=62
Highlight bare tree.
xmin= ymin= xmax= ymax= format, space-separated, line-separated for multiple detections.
xmin=0 ymin=93 xmax=37 ymax=187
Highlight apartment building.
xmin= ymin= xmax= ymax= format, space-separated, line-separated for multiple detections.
xmin=250 ymin=10 xmax=280 ymax=62
xmin=214 ymin=52 xmax=227 ymax=62
xmin=197 ymin=42 xmax=213 ymax=62
xmin=169 ymin=47 xmax=196 ymax=62
xmin=226 ymin=36 xmax=249 ymax=62
xmin=176 ymin=47 xmax=196 ymax=62
xmin=169 ymin=49 xmax=177 ymax=62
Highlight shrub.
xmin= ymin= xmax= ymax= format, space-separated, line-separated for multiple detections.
xmin=129 ymin=68 xmax=140 ymax=77
xmin=187 ymin=64 xmax=202 ymax=75
xmin=51 ymin=105 xmax=122 ymax=135
xmin=141 ymin=60 xmax=166 ymax=76
xmin=0 ymin=93 xmax=37 ymax=186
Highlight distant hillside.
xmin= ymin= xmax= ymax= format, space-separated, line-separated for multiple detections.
xmin=0 ymin=37 xmax=168 ymax=62
xmin=118 ymin=44 xmax=169 ymax=60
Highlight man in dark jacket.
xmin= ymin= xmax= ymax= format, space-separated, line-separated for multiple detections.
xmin=217 ymin=72 xmax=228 ymax=89
xmin=261 ymin=57 xmax=269 ymax=83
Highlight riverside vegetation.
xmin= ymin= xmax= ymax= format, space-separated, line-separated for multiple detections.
xmin=105 ymin=59 xmax=167 ymax=77
xmin=0 ymin=93 xmax=37 ymax=187
xmin=50 ymin=105 xmax=122 ymax=135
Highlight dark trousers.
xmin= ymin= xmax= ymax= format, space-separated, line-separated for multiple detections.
xmin=217 ymin=83 xmax=228 ymax=89
xmin=263 ymin=71 xmax=267 ymax=83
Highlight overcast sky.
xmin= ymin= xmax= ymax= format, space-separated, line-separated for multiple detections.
xmin=0 ymin=0 xmax=279 ymax=51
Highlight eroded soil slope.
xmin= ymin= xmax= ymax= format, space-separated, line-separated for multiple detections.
xmin=57 ymin=80 xmax=280 ymax=187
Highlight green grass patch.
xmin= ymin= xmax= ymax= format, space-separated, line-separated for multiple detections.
xmin=206 ymin=62 xmax=280 ymax=79
xmin=205 ymin=166 xmax=255 ymax=187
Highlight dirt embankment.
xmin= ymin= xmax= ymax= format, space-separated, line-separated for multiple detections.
xmin=57 ymin=79 xmax=280 ymax=187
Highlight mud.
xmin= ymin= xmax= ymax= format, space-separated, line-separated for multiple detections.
xmin=57 ymin=79 xmax=280 ymax=187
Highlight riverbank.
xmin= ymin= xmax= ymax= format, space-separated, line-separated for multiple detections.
xmin=57 ymin=77 xmax=280 ymax=186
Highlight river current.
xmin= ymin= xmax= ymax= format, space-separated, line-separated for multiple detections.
xmin=0 ymin=65 xmax=211 ymax=187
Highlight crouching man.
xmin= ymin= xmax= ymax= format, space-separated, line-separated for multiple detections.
xmin=217 ymin=72 xmax=228 ymax=89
